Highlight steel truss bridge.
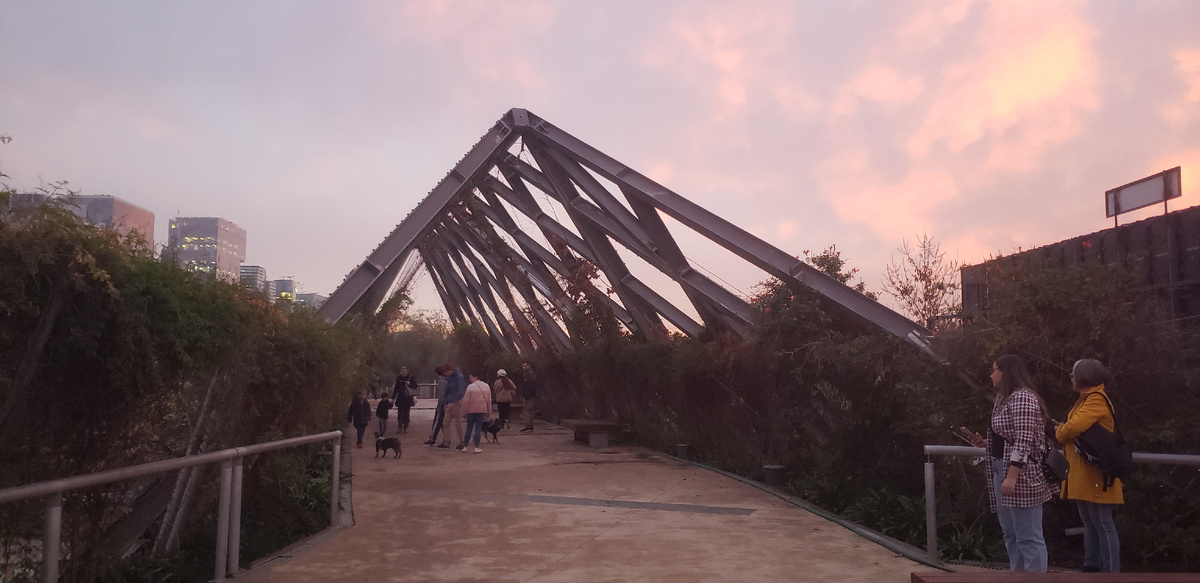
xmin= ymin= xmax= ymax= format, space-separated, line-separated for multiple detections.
xmin=318 ymin=108 xmax=933 ymax=357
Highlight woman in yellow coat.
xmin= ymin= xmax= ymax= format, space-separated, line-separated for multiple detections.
xmin=1054 ymin=359 xmax=1123 ymax=572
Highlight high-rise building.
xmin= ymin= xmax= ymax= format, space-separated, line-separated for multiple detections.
xmin=296 ymin=292 xmax=328 ymax=309
xmin=240 ymin=265 xmax=269 ymax=294
xmin=10 ymin=193 xmax=154 ymax=244
xmin=273 ymin=278 xmax=295 ymax=302
xmin=68 ymin=195 xmax=155 ymax=244
xmin=167 ymin=217 xmax=247 ymax=282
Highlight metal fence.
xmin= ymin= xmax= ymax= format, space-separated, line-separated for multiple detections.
xmin=0 ymin=430 xmax=343 ymax=582
xmin=922 ymin=445 xmax=1200 ymax=562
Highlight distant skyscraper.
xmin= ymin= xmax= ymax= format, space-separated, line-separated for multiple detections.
xmin=240 ymin=265 xmax=269 ymax=294
xmin=273 ymin=278 xmax=295 ymax=302
xmin=167 ymin=217 xmax=247 ymax=282
xmin=296 ymin=293 xmax=328 ymax=309
xmin=10 ymin=193 xmax=154 ymax=244
xmin=68 ymin=195 xmax=155 ymax=244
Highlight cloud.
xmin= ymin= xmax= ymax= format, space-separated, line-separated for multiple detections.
xmin=906 ymin=1 xmax=1099 ymax=171
xmin=639 ymin=1 xmax=795 ymax=118
xmin=361 ymin=0 xmax=559 ymax=98
xmin=831 ymin=65 xmax=924 ymax=116
xmin=774 ymin=83 xmax=821 ymax=121
xmin=816 ymin=145 xmax=959 ymax=241
xmin=1179 ymin=49 xmax=1200 ymax=101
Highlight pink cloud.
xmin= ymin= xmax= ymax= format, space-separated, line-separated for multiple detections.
xmin=1179 ymin=49 xmax=1200 ymax=101
xmin=362 ymin=0 xmax=558 ymax=96
xmin=816 ymin=145 xmax=959 ymax=240
xmin=832 ymin=65 xmax=924 ymax=116
xmin=640 ymin=1 xmax=796 ymax=118
xmin=906 ymin=1 xmax=1099 ymax=171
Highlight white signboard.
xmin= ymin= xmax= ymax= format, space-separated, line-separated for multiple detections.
xmin=1106 ymin=166 xmax=1182 ymax=218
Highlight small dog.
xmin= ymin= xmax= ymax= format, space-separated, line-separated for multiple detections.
xmin=481 ymin=419 xmax=505 ymax=444
xmin=375 ymin=432 xmax=402 ymax=458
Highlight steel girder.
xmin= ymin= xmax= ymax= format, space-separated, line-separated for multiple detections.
xmin=318 ymin=108 xmax=934 ymax=358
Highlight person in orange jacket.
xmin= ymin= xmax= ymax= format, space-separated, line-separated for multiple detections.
xmin=1054 ymin=359 xmax=1123 ymax=573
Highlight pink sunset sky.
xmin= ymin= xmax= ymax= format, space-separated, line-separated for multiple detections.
xmin=2 ymin=1 xmax=1199 ymax=319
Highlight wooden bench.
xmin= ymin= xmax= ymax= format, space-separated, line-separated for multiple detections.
xmin=912 ymin=572 xmax=1199 ymax=582
xmin=561 ymin=419 xmax=623 ymax=448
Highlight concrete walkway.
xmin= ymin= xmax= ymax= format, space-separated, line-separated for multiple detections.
xmin=236 ymin=403 xmax=936 ymax=582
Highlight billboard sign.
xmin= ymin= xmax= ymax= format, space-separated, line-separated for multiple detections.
xmin=1106 ymin=166 xmax=1182 ymax=218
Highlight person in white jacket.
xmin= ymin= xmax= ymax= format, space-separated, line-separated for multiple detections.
xmin=460 ymin=373 xmax=493 ymax=453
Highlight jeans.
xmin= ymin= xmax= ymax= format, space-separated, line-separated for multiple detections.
xmin=1077 ymin=501 xmax=1120 ymax=572
xmin=464 ymin=413 xmax=486 ymax=447
xmin=354 ymin=424 xmax=367 ymax=445
xmin=429 ymin=403 xmax=445 ymax=442
xmin=377 ymin=416 xmax=387 ymax=435
xmin=992 ymin=462 xmax=1047 ymax=572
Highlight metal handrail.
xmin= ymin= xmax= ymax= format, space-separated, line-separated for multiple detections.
xmin=921 ymin=444 xmax=1200 ymax=562
xmin=0 ymin=430 xmax=343 ymax=582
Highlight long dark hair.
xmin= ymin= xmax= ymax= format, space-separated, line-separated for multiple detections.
xmin=994 ymin=354 xmax=1048 ymax=415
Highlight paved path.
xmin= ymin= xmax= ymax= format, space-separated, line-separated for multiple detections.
xmin=236 ymin=403 xmax=936 ymax=582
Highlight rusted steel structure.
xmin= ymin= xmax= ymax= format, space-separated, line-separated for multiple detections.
xmin=318 ymin=108 xmax=933 ymax=356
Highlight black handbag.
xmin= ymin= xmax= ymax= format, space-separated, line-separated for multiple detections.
xmin=1073 ymin=392 xmax=1134 ymax=490
xmin=1042 ymin=445 xmax=1069 ymax=484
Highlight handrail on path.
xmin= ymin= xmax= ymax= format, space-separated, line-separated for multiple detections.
xmin=921 ymin=444 xmax=1200 ymax=562
xmin=0 ymin=430 xmax=343 ymax=582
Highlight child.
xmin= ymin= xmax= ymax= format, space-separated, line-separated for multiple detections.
xmin=347 ymin=390 xmax=372 ymax=448
xmin=376 ymin=391 xmax=394 ymax=435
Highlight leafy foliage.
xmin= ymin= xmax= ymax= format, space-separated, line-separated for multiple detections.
xmin=531 ymin=243 xmax=1198 ymax=571
xmin=0 ymin=194 xmax=376 ymax=581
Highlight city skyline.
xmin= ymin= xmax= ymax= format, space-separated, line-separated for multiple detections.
xmin=3 ymin=2 xmax=1199 ymax=315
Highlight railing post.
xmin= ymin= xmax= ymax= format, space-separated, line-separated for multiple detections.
xmin=329 ymin=433 xmax=341 ymax=527
xmin=924 ymin=460 xmax=937 ymax=562
xmin=214 ymin=458 xmax=233 ymax=581
xmin=227 ymin=455 xmax=244 ymax=576
xmin=42 ymin=492 xmax=62 ymax=583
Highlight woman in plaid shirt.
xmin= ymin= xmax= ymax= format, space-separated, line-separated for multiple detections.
xmin=983 ymin=355 xmax=1056 ymax=572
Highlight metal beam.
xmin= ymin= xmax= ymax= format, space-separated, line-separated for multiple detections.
xmin=509 ymin=109 xmax=934 ymax=353
xmin=318 ymin=114 xmax=520 ymax=323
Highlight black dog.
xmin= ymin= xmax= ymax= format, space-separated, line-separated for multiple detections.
xmin=481 ymin=419 xmax=504 ymax=444
xmin=375 ymin=432 xmax=401 ymax=458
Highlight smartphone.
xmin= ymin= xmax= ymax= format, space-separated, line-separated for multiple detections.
xmin=950 ymin=426 xmax=979 ymax=446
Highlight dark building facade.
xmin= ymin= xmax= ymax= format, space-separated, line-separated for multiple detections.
xmin=962 ymin=204 xmax=1200 ymax=320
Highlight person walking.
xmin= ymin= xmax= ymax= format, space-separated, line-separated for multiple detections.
xmin=424 ymin=366 xmax=447 ymax=446
xmin=393 ymin=366 xmax=418 ymax=433
xmin=438 ymin=364 xmax=467 ymax=450
xmin=461 ymin=372 xmax=493 ymax=453
xmin=965 ymin=355 xmax=1055 ymax=572
xmin=375 ymin=391 xmax=393 ymax=435
xmin=518 ymin=361 xmax=537 ymax=432
xmin=493 ymin=369 xmax=517 ymax=429
xmin=1055 ymin=358 xmax=1123 ymax=572
xmin=347 ymin=390 xmax=371 ymax=449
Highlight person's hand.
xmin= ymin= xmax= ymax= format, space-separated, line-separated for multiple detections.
xmin=967 ymin=432 xmax=985 ymax=448
xmin=1001 ymin=475 xmax=1018 ymax=496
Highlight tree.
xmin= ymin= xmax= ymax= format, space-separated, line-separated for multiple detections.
xmin=882 ymin=233 xmax=960 ymax=331
xmin=805 ymin=245 xmax=876 ymax=299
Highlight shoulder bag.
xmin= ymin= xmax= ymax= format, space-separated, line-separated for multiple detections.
xmin=1073 ymin=392 xmax=1134 ymax=490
